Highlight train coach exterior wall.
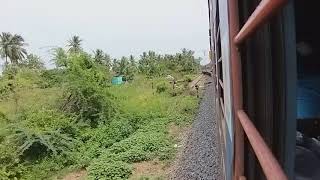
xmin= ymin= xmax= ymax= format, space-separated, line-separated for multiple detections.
xmin=218 ymin=0 xmax=234 ymax=180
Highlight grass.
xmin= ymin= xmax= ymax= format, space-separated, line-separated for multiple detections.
xmin=0 ymin=87 xmax=63 ymax=120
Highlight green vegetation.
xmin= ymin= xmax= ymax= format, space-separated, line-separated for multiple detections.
xmin=0 ymin=33 xmax=201 ymax=179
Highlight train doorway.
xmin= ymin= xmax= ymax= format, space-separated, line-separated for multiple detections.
xmin=294 ymin=1 xmax=320 ymax=179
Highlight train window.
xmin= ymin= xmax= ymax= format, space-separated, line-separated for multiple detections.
xmin=295 ymin=1 xmax=320 ymax=179
xmin=214 ymin=0 xmax=224 ymax=117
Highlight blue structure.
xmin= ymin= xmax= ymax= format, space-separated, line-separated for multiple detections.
xmin=112 ymin=76 xmax=123 ymax=85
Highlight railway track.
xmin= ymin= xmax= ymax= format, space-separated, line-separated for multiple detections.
xmin=170 ymin=76 xmax=223 ymax=180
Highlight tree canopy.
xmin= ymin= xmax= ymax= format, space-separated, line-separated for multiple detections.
xmin=0 ymin=32 xmax=27 ymax=64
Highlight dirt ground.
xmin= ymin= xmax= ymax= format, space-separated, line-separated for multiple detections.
xmin=130 ymin=123 xmax=191 ymax=180
xmin=58 ymin=169 xmax=87 ymax=180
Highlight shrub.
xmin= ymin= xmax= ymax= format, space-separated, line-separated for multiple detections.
xmin=87 ymin=160 xmax=132 ymax=180
xmin=13 ymin=68 xmax=43 ymax=89
xmin=169 ymin=86 xmax=184 ymax=97
xmin=156 ymin=82 xmax=169 ymax=93
xmin=184 ymin=75 xmax=193 ymax=82
xmin=73 ymin=117 xmax=138 ymax=165
xmin=39 ymin=69 xmax=66 ymax=88
xmin=5 ymin=109 xmax=76 ymax=160
xmin=105 ymin=120 xmax=173 ymax=160
xmin=119 ymin=148 xmax=150 ymax=163
xmin=96 ymin=117 xmax=137 ymax=147
xmin=62 ymin=53 xmax=116 ymax=127
xmin=0 ymin=80 xmax=11 ymax=100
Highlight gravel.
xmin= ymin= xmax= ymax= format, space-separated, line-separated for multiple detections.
xmin=170 ymin=78 xmax=223 ymax=180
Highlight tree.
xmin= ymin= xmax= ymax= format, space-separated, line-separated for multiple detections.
xmin=0 ymin=32 xmax=27 ymax=64
xmin=21 ymin=54 xmax=45 ymax=70
xmin=138 ymin=51 xmax=161 ymax=76
xmin=67 ymin=35 xmax=82 ymax=54
xmin=112 ymin=59 xmax=120 ymax=75
xmin=93 ymin=49 xmax=105 ymax=65
xmin=111 ymin=57 xmax=135 ymax=80
xmin=93 ymin=49 xmax=111 ymax=69
xmin=118 ymin=56 xmax=129 ymax=76
xmin=179 ymin=48 xmax=200 ymax=73
xmin=52 ymin=47 xmax=68 ymax=68
xmin=129 ymin=55 xmax=137 ymax=72
xmin=104 ymin=53 xmax=112 ymax=70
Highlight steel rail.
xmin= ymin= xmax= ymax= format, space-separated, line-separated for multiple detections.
xmin=234 ymin=0 xmax=288 ymax=45
xmin=237 ymin=110 xmax=288 ymax=180
xmin=219 ymin=97 xmax=225 ymax=117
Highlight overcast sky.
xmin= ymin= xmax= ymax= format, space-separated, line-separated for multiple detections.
xmin=1 ymin=0 xmax=210 ymax=67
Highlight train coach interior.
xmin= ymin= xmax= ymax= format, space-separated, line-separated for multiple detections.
xmin=294 ymin=1 xmax=320 ymax=179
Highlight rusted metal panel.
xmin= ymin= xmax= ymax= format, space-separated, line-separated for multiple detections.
xmin=234 ymin=0 xmax=288 ymax=45
xmin=237 ymin=110 xmax=288 ymax=180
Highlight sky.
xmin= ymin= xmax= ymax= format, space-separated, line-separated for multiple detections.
xmin=1 ymin=0 xmax=210 ymax=67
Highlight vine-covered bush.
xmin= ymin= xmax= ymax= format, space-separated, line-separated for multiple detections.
xmin=61 ymin=53 xmax=116 ymax=127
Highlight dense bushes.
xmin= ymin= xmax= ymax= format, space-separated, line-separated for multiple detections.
xmin=0 ymin=108 xmax=77 ymax=179
xmin=88 ymin=161 xmax=132 ymax=180
xmin=86 ymin=118 xmax=175 ymax=179
xmin=61 ymin=53 xmax=116 ymax=127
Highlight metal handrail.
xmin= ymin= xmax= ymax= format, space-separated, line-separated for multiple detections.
xmin=237 ymin=110 xmax=288 ymax=180
xmin=234 ymin=0 xmax=288 ymax=45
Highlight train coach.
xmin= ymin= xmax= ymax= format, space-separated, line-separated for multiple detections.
xmin=208 ymin=0 xmax=320 ymax=179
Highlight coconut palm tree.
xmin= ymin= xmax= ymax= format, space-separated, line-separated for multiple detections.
xmin=52 ymin=47 xmax=68 ymax=67
xmin=93 ymin=49 xmax=104 ymax=65
xmin=67 ymin=35 xmax=82 ymax=54
xmin=0 ymin=32 xmax=27 ymax=64
xmin=93 ymin=49 xmax=112 ymax=70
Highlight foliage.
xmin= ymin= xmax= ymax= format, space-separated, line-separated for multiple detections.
xmin=113 ymin=56 xmax=136 ymax=81
xmin=88 ymin=160 xmax=132 ymax=180
xmin=156 ymin=81 xmax=169 ymax=93
xmin=0 ymin=108 xmax=76 ymax=179
xmin=138 ymin=49 xmax=200 ymax=77
xmin=5 ymin=109 xmax=76 ymax=159
xmin=138 ymin=51 xmax=162 ymax=76
xmin=20 ymin=54 xmax=45 ymax=70
xmin=0 ymin=32 xmax=27 ymax=64
xmin=93 ymin=49 xmax=112 ymax=69
xmin=0 ymin=32 xmax=201 ymax=180
xmin=184 ymin=74 xmax=193 ymax=82
xmin=62 ymin=53 xmax=116 ymax=127
xmin=67 ymin=35 xmax=82 ymax=54
xmin=169 ymin=86 xmax=185 ymax=97
xmin=39 ymin=69 xmax=66 ymax=88
xmin=52 ymin=47 xmax=68 ymax=68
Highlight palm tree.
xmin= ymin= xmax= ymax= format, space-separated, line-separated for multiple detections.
xmin=93 ymin=49 xmax=104 ymax=65
xmin=93 ymin=49 xmax=112 ymax=70
xmin=52 ymin=47 xmax=68 ymax=67
xmin=67 ymin=35 xmax=82 ymax=54
xmin=0 ymin=32 xmax=27 ymax=64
